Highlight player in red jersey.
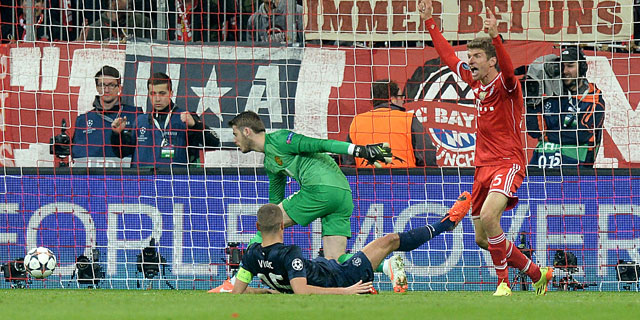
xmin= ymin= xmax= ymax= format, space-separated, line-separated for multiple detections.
xmin=418 ymin=0 xmax=552 ymax=296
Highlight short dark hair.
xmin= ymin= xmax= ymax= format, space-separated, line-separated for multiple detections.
xmin=147 ymin=72 xmax=172 ymax=91
xmin=257 ymin=203 xmax=283 ymax=234
xmin=94 ymin=66 xmax=121 ymax=84
xmin=371 ymin=80 xmax=401 ymax=107
xmin=467 ymin=37 xmax=497 ymax=60
xmin=228 ymin=111 xmax=266 ymax=133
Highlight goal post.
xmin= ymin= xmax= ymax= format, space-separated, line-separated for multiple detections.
xmin=0 ymin=1 xmax=639 ymax=291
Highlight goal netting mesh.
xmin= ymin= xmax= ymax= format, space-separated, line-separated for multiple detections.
xmin=0 ymin=0 xmax=639 ymax=291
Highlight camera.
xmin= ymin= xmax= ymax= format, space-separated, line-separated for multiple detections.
xmin=616 ymin=260 xmax=640 ymax=282
xmin=73 ymin=249 xmax=104 ymax=288
xmin=137 ymin=238 xmax=166 ymax=279
xmin=553 ymin=249 xmax=578 ymax=272
xmin=551 ymin=250 xmax=595 ymax=291
xmin=523 ymin=54 xmax=563 ymax=109
xmin=225 ymin=242 xmax=244 ymax=271
xmin=1 ymin=258 xmax=29 ymax=288
xmin=49 ymin=118 xmax=71 ymax=167
xmin=136 ymin=238 xmax=175 ymax=289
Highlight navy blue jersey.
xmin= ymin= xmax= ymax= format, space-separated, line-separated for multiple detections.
xmin=131 ymin=109 xmax=189 ymax=167
xmin=237 ymin=242 xmax=373 ymax=294
xmin=72 ymin=103 xmax=142 ymax=159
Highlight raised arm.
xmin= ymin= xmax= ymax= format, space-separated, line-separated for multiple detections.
xmin=485 ymin=8 xmax=517 ymax=90
xmin=419 ymin=0 xmax=472 ymax=83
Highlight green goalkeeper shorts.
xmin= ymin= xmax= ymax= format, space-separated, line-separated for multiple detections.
xmin=281 ymin=185 xmax=353 ymax=238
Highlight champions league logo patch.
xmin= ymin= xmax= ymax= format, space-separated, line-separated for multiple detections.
xmin=352 ymin=257 xmax=362 ymax=267
xmin=292 ymin=258 xmax=303 ymax=271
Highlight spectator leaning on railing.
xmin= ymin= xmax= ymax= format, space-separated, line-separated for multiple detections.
xmin=247 ymin=0 xmax=302 ymax=43
xmin=76 ymin=0 xmax=155 ymax=42
xmin=110 ymin=72 xmax=219 ymax=168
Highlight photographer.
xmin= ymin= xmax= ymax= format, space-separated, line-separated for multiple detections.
xmin=71 ymin=66 xmax=142 ymax=167
xmin=525 ymin=46 xmax=606 ymax=168
xmin=110 ymin=72 xmax=219 ymax=168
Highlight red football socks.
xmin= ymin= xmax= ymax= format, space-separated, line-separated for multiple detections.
xmin=488 ymin=233 xmax=509 ymax=285
xmin=506 ymin=241 xmax=541 ymax=283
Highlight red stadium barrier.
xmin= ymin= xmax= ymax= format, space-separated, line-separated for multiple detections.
xmin=0 ymin=41 xmax=639 ymax=167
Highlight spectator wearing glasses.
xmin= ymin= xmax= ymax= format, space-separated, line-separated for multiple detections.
xmin=71 ymin=65 xmax=142 ymax=166
xmin=342 ymin=80 xmax=437 ymax=168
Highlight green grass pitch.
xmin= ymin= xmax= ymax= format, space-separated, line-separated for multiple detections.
xmin=1 ymin=290 xmax=640 ymax=320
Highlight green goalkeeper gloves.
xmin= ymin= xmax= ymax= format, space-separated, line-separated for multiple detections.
xmin=352 ymin=143 xmax=393 ymax=168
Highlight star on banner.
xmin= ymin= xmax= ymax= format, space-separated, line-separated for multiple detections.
xmin=191 ymin=75 xmax=232 ymax=122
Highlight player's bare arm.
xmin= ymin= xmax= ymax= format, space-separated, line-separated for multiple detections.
xmin=290 ymin=278 xmax=373 ymax=295
xmin=230 ymin=279 xmax=278 ymax=294
xmin=418 ymin=0 xmax=432 ymax=20
xmin=484 ymin=8 xmax=498 ymax=38
xmin=230 ymin=279 xmax=249 ymax=294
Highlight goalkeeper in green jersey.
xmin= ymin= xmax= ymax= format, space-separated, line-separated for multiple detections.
xmin=209 ymin=110 xmax=396 ymax=293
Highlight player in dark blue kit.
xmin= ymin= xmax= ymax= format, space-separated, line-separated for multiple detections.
xmin=232 ymin=194 xmax=470 ymax=294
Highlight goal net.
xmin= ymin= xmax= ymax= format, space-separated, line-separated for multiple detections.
xmin=0 ymin=0 xmax=639 ymax=292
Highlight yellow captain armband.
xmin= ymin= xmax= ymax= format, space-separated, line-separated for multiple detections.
xmin=236 ymin=267 xmax=253 ymax=283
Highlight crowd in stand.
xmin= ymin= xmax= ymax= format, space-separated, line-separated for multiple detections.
xmin=1 ymin=1 xmax=639 ymax=48
xmin=0 ymin=2 xmax=617 ymax=169
xmin=0 ymin=0 xmax=305 ymax=44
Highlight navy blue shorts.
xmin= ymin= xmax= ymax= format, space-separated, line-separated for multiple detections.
xmin=336 ymin=251 xmax=374 ymax=286
xmin=309 ymin=252 xmax=374 ymax=288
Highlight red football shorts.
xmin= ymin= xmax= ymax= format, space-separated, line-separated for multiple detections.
xmin=471 ymin=164 xmax=525 ymax=219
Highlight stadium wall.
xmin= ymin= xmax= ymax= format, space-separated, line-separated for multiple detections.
xmin=1 ymin=169 xmax=638 ymax=291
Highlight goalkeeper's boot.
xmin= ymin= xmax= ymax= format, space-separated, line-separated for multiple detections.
xmin=441 ymin=191 xmax=471 ymax=230
xmin=383 ymin=255 xmax=408 ymax=293
xmin=533 ymin=267 xmax=553 ymax=296
xmin=208 ymin=278 xmax=235 ymax=293
xmin=492 ymin=281 xmax=512 ymax=297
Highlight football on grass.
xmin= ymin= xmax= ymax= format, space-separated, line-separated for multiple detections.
xmin=24 ymin=247 xmax=57 ymax=279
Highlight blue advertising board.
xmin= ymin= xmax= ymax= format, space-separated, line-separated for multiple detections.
xmin=1 ymin=173 xmax=638 ymax=291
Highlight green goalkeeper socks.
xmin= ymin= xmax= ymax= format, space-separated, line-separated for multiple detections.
xmin=338 ymin=253 xmax=384 ymax=272
xmin=248 ymin=232 xmax=263 ymax=245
